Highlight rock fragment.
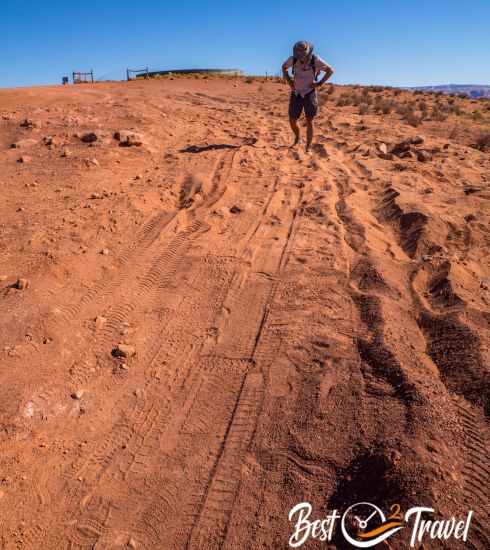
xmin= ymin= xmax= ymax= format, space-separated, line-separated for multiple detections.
xmin=114 ymin=130 xmax=144 ymax=147
xmin=112 ymin=344 xmax=136 ymax=359
xmin=95 ymin=315 xmax=107 ymax=330
xmin=416 ymin=150 xmax=432 ymax=162
xmin=14 ymin=278 xmax=29 ymax=290
xmin=410 ymin=135 xmax=424 ymax=145
xmin=20 ymin=119 xmax=39 ymax=129
xmin=11 ymin=138 xmax=37 ymax=149
xmin=80 ymin=132 xmax=98 ymax=143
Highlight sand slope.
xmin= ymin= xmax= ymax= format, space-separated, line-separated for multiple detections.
xmin=0 ymin=78 xmax=488 ymax=549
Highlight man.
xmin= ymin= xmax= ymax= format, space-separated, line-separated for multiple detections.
xmin=282 ymin=41 xmax=334 ymax=152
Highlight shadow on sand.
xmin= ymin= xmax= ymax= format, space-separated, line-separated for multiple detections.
xmin=179 ymin=143 xmax=240 ymax=153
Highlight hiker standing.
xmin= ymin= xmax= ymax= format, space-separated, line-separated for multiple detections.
xmin=282 ymin=41 xmax=334 ymax=152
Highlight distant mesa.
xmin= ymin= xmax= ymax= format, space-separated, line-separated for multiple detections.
xmin=407 ymin=84 xmax=490 ymax=98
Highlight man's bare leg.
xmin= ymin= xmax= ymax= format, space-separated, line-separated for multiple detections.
xmin=305 ymin=118 xmax=314 ymax=152
xmin=289 ymin=117 xmax=301 ymax=146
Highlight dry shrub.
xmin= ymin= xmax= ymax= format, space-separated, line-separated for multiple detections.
xmin=404 ymin=110 xmax=421 ymax=127
xmin=396 ymin=103 xmax=412 ymax=117
xmin=374 ymin=97 xmax=393 ymax=114
xmin=336 ymin=97 xmax=349 ymax=107
xmin=359 ymin=103 xmax=369 ymax=115
xmin=432 ymin=107 xmax=448 ymax=122
xmin=474 ymin=131 xmax=490 ymax=151
xmin=449 ymin=125 xmax=460 ymax=140
xmin=350 ymin=93 xmax=362 ymax=106
xmin=381 ymin=100 xmax=393 ymax=115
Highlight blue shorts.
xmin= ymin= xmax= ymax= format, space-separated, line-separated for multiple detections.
xmin=289 ymin=90 xmax=318 ymax=120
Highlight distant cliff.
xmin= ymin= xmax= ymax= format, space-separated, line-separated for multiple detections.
xmin=408 ymin=84 xmax=490 ymax=98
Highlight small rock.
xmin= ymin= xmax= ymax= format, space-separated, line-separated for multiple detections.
xmin=20 ymin=119 xmax=39 ymax=129
xmin=464 ymin=186 xmax=480 ymax=195
xmin=377 ymin=142 xmax=388 ymax=155
xmin=410 ymin=135 xmax=424 ymax=145
xmin=61 ymin=148 xmax=72 ymax=158
xmin=90 ymin=192 xmax=103 ymax=199
xmin=464 ymin=213 xmax=476 ymax=222
xmin=43 ymin=136 xmax=60 ymax=146
xmin=389 ymin=450 xmax=402 ymax=465
xmin=134 ymin=174 xmax=142 ymax=180
xmin=112 ymin=344 xmax=136 ymax=359
xmin=17 ymin=155 xmax=32 ymax=164
xmin=14 ymin=278 xmax=29 ymax=290
xmin=114 ymin=130 xmax=144 ymax=147
xmin=390 ymin=140 xmax=411 ymax=156
xmin=422 ymin=187 xmax=433 ymax=194
xmin=71 ymin=390 xmax=84 ymax=400
xmin=416 ymin=150 xmax=432 ymax=162
xmin=100 ymin=248 xmax=110 ymax=255
xmin=230 ymin=205 xmax=242 ymax=214
xmin=11 ymin=138 xmax=37 ymax=149
xmin=399 ymin=150 xmax=414 ymax=159
xmin=95 ymin=315 xmax=107 ymax=329
xmin=80 ymin=132 xmax=98 ymax=143
xmin=128 ymin=538 xmax=138 ymax=549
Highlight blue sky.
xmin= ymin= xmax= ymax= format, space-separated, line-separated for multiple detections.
xmin=2 ymin=0 xmax=489 ymax=88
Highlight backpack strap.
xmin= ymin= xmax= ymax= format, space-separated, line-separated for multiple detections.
xmin=310 ymin=54 xmax=318 ymax=81
xmin=292 ymin=56 xmax=297 ymax=75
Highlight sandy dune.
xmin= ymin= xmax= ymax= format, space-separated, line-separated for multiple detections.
xmin=0 ymin=78 xmax=488 ymax=549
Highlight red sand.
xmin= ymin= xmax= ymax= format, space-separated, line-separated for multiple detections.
xmin=0 ymin=78 xmax=488 ymax=549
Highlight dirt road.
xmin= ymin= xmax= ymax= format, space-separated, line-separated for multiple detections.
xmin=0 ymin=78 xmax=488 ymax=549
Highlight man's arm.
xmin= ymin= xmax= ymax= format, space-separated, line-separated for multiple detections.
xmin=314 ymin=60 xmax=334 ymax=87
xmin=282 ymin=57 xmax=294 ymax=88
